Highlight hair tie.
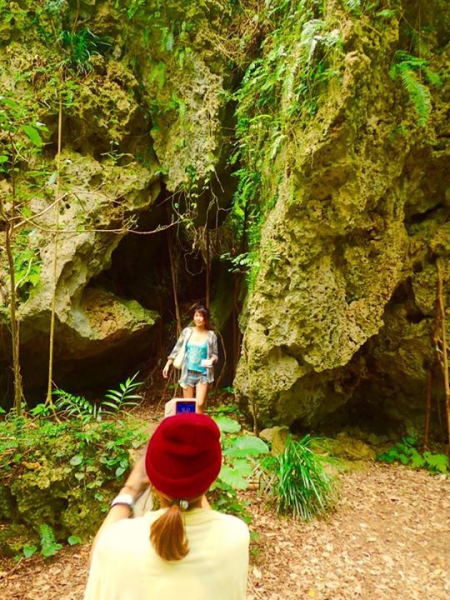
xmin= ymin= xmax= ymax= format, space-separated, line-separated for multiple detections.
xmin=171 ymin=499 xmax=189 ymax=511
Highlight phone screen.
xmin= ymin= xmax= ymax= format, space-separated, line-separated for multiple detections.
xmin=175 ymin=400 xmax=197 ymax=414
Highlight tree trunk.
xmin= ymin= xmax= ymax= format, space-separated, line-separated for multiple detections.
xmin=436 ymin=259 xmax=450 ymax=451
xmin=46 ymin=98 xmax=63 ymax=406
xmin=4 ymin=221 xmax=23 ymax=414
xmin=166 ymin=208 xmax=181 ymax=335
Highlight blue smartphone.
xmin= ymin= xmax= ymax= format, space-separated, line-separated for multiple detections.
xmin=175 ymin=400 xmax=197 ymax=414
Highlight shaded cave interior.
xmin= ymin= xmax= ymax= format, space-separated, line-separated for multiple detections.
xmin=9 ymin=184 xmax=241 ymax=406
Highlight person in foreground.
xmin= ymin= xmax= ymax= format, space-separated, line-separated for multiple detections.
xmin=84 ymin=413 xmax=250 ymax=600
xmin=163 ymin=305 xmax=218 ymax=413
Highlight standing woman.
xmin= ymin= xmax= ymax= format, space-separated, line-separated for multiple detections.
xmin=84 ymin=414 xmax=249 ymax=600
xmin=163 ymin=305 xmax=218 ymax=413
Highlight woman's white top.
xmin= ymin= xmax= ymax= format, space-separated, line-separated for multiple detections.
xmin=84 ymin=509 xmax=249 ymax=600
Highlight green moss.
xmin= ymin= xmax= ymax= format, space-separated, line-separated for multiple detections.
xmin=0 ymin=484 xmax=16 ymax=520
xmin=0 ymin=523 xmax=39 ymax=557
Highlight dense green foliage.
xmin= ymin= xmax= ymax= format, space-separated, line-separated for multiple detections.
xmin=377 ymin=437 xmax=449 ymax=474
xmin=211 ymin=411 xmax=338 ymax=523
xmin=0 ymin=95 xmax=48 ymax=305
xmin=0 ymin=376 xmax=147 ymax=557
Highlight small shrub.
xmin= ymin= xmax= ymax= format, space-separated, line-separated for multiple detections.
xmin=261 ymin=435 xmax=336 ymax=521
xmin=39 ymin=523 xmax=62 ymax=558
xmin=59 ymin=28 xmax=112 ymax=73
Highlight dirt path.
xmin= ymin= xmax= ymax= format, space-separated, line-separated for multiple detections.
xmin=1 ymin=461 xmax=448 ymax=600
xmin=248 ymin=463 xmax=449 ymax=599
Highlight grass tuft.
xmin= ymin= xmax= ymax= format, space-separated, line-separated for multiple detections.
xmin=261 ymin=435 xmax=336 ymax=520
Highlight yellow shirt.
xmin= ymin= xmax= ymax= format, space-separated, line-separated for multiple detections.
xmin=84 ymin=509 xmax=249 ymax=600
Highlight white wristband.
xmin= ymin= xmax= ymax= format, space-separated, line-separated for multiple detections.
xmin=110 ymin=493 xmax=135 ymax=511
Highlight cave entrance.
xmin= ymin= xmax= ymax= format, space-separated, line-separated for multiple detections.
xmin=86 ymin=189 xmax=239 ymax=392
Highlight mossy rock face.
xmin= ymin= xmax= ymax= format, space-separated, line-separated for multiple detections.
xmin=234 ymin=2 xmax=450 ymax=433
xmin=317 ymin=435 xmax=377 ymax=462
xmin=7 ymin=453 xmax=104 ymax=540
xmin=0 ymin=24 xmax=162 ymax=394
xmin=0 ymin=524 xmax=39 ymax=558
xmin=120 ymin=0 xmax=233 ymax=191
xmin=260 ymin=426 xmax=291 ymax=456
xmin=60 ymin=487 xmax=107 ymax=540
xmin=0 ymin=484 xmax=16 ymax=521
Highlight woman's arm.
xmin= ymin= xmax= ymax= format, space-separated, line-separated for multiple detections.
xmin=202 ymin=332 xmax=219 ymax=368
xmin=162 ymin=358 xmax=173 ymax=378
xmin=89 ymin=452 xmax=150 ymax=559
xmin=119 ymin=452 xmax=150 ymax=498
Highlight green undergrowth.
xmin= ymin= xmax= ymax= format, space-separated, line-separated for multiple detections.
xmin=210 ymin=408 xmax=338 ymax=524
xmin=377 ymin=437 xmax=449 ymax=475
xmin=211 ymin=412 xmax=270 ymax=523
xmin=0 ymin=404 xmax=146 ymax=558
xmin=1 ymin=395 xmax=339 ymax=560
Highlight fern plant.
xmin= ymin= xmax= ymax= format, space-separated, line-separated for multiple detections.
xmin=39 ymin=524 xmax=62 ymax=558
xmin=53 ymin=389 xmax=103 ymax=424
xmin=343 ymin=0 xmax=361 ymax=14
xmin=390 ymin=50 xmax=442 ymax=127
xmin=103 ymin=371 xmax=143 ymax=412
xmin=52 ymin=373 xmax=143 ymax=422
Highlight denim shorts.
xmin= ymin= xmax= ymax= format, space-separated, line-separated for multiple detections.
xmin=180 ymin=370 xmax=208 ymax=389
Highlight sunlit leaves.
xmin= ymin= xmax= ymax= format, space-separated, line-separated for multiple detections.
xmin=22 ymin=124 xmax=43 ymax=147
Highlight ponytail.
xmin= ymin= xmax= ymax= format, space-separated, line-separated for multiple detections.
xmin=150 ymin=504 xmax=189 ymax=561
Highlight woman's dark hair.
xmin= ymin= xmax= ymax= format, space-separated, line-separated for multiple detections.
xmin=193 ymin=304 xmax=210 ymax=329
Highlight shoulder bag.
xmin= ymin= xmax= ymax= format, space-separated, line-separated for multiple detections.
xmin=173 ymin=328 xmax=192 ymax=370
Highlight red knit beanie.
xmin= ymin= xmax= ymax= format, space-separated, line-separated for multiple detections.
xmin=145 ymin=413 xmax=222 ymax=500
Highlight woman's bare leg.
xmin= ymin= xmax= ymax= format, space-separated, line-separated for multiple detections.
xmin=195 ymin=383 xmax=209 ymax=413
xmin=183 ymin=386 xmax=195 ymax=398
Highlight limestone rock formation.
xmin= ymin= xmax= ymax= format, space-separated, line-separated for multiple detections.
xmin=0 ymin=0 xmax=449 ymax=435
xmin=0 ymin=0 xmax=232 ymax=402
xmin=234 ymin=2 xmax=450 ymax=434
